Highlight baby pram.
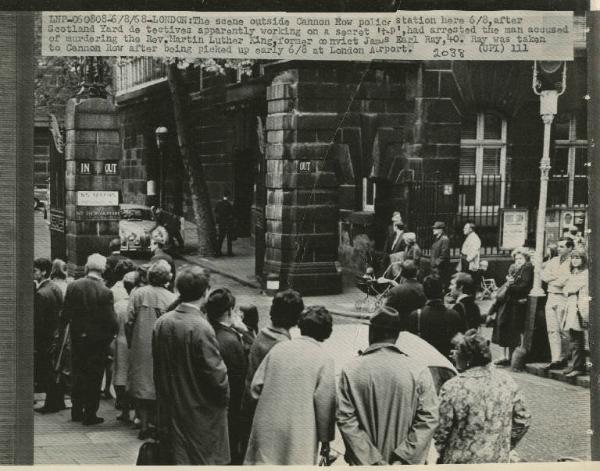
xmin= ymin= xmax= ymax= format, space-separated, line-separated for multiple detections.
xmin=355 ymin=262 xmax=403 ymax=313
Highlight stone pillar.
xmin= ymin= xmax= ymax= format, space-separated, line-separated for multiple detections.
xmin=64 ymin=97 xmax=120 ymax=277
xmin=263 ymin=64 xmax=343 ymax=295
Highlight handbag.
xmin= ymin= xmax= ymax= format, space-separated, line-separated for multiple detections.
xmin=136 ymin=440 xmax=161 ymax=466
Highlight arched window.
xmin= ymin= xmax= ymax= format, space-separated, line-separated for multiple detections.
xmin=459 ymin=112 xmax=507 ymax=212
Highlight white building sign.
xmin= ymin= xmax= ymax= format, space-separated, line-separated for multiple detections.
xmin=77 ymin=191 xmax=119 ymax=206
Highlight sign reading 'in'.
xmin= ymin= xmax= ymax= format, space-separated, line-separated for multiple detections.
xmin=77 ymin=190 xmax=119 ymax=206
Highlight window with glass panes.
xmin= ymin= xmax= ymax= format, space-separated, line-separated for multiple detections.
xmin=459 ymin=113 xmax=507 ymax=211
xmin=550 ymin=114 xmax=587 ymax=208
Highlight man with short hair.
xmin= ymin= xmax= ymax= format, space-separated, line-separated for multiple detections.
xmin=430 ymin=221 xmax=451 ymax=290
xmin=385 ymin=260 xmax=426 ymax=315
xmin=62 ymin=254 xmax=118 ymax=425
xmin=337 ymin=307 xmax=439 ymax=465
xmin=449 ymin=273 xmax=480 ymax=331
xmin=541 ymin=237 xmax=574 ymax=370
xmin=460 ymin=222 xmax=481 ymax=287
xmin=153 ymin=266 xmax=230 ymax=465
xmin=33 ymin=257 xmax=64 ymax=413
xmin=408 ymin=276 xmax=465 ymax=359
xmin=205 ymin=288 xmax=248 ymax=465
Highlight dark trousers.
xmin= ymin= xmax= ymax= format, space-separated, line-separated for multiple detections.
xmin=71 ymin=337 xmax=108 ymax=420
xmin=167 ymin=226 xmax=184 ymax=248
xmin=569 ymin=329 xmax=586 ymax=372
xmin=216 ymin=225 xmax=233 ymax=255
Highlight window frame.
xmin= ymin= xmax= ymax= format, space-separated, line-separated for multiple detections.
xmin=362 ymin=177 xmax=376 ymax=212
xmin=459 ymin=112 xmax=508 ymax=212
xmin=554 ymin=115 xmax=588 ymax=208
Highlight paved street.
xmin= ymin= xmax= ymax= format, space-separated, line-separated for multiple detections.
xmin=33 ymin=210 xmax=591 ymax=464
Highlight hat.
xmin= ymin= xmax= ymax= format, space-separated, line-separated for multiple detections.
xmin=369 ymin=306 xmax=401 ymax=330
xmin=432 ymin=221 xmax=446 ymax=229
xmin=391 ymin=212 xmax=403 ymax=224
xmin=404 ymin=232 xmax=416 ymax=243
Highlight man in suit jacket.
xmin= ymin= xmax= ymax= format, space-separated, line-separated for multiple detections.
xmin=62 ymin=254 xmax=118 ymax=425
xmin=407 ymin=276 xmax=464 ymax=359
xmin=33 ymin=258 xmax=64 ymax=412
xmin=383 ymin=212 xmax=406 ymax=257
xmin=385 ymin=261 xmax=426 ymax=315
xmin=430 ymin=221 xmax=451 ymax=290
xmin=449 ymin=273 xmax=480 ymax=331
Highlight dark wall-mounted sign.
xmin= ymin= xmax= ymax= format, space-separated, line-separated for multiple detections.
xmin=50 ymin=211 xmax=65 ymax=232
xmin=75 ymin=207 xmax=120 ymax=221
xmin=299 ymin=161 xmax=314 ymax=173
xmin=77 ymin=161 xmax=119 ymax=176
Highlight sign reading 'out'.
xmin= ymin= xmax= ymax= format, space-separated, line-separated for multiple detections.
xmin=77 ymin=161 xmax=119 ymax=175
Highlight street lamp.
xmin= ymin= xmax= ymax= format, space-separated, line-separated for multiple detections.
xmin=155 ymin=126 xmax=169 ymax=208
xmin=519 ymin=61 xmax=567 ymax=364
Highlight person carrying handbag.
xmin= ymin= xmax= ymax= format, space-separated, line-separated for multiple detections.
xmin=561 ymin=248 xmax=589 ymax=378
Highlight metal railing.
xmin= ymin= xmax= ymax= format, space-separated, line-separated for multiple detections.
xmin=409 ymin=175 xmax=588 ymax=257
xmin=114 ymin=58 xmax=168 ymax=96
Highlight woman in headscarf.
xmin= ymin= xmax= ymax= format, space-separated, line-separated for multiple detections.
xmin=488 ymin=247 xmax=533 ymax=367
xmin=434 ymin=329 xmax=531 ymax=464
xmin=126 ymin=259 xmax=177 ymax=439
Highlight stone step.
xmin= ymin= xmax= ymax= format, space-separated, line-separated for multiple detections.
xmin=525 ymin=363 xmax=590 ymax=388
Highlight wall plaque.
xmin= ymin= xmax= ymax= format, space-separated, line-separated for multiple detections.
xmin=77 ymin=190 xmax=119 ymax=206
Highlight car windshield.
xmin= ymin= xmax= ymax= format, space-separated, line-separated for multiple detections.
xmin=120 ymin=208 xmax=154 ymax=221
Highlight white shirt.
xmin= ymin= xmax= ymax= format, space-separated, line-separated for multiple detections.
xmin=461 ymin=232 xmax=481 ymax=271
xmin=541 ymin=255 xmax=572 ymax=295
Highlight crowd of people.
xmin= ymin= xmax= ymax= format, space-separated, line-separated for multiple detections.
xmin=31 ymin=210 xmax=589 ymax=465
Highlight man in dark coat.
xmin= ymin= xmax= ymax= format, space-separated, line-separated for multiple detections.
xmin=214 ymin=190 xmax=235 ymax=256
xmin=152 ymin=206 xmax=185 ymax=250
xmin=33 ymin=258 xmax=64 ymax=411
xmin=153 ymin=266 xmax=230 ymax=465
xmin=430 ymin=221 xmax=451 ymax=290
xmin=62 ymin=254 xmax=118 ymax=425
xmin=449 ymin=273 xmax=481 ymax=331
xmin=104 ymin=238 xmax=126 ymax=288
xmin=385 ymin=261 xmax=426 ymax=315
xmin=407 ymin=276 xmax=465 ymax=359
xmin=206 ymin=288 xmax=248 ymax=465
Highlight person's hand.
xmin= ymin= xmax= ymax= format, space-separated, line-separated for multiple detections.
xmin=581 ymin=319 xmax=589 ymax=329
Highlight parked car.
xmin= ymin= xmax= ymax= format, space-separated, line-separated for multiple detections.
xmin=119 ymin=204 xmax=156 ymax=255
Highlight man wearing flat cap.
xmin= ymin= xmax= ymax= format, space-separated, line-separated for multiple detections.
xmin=430 ymin=221 xmax=451 ymax=290
xmin=337 ymin=307 xmax=439 ymax=465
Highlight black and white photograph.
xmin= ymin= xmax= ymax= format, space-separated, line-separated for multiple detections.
xmin=0 ymin=0 xmax=598 ymax=466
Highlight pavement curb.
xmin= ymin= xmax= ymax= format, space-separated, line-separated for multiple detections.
xmin=178 ymin=253 xmax=262 ymax=289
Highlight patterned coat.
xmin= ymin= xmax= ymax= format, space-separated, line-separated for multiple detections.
xmin=434 ymin=364 xmax=531 ymax=464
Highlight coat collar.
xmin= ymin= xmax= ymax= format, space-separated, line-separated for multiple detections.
xmin=361 ymin=342 xmax=406 ymax=356
xmin=176 ymin=302 xmax=204 ymax=316
xmin=266 ymin=324 xmax=291 ymax=339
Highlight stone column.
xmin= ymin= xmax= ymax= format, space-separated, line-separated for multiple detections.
xmin=64 ymin=97 xmax=120 ymax=276
xmin=263 ymin=64 xmax=343 ymax=295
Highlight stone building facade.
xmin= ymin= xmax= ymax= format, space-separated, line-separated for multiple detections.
xmin=114 ymin=50 xmax=588 ymax=294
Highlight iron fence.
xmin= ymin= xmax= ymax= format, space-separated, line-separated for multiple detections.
xmin=409 ymin=175 xmax=588 ymax=257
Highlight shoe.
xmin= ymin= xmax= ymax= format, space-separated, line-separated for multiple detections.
xmin=34 ymin=406 xmax=61 ymax=414
xmin=116 ymin=414 xmax=131 ymax=423
xmin=71 ymin=411 xmax=83 ymax=422
xmin=565 ymin=369 xmax=584 ymax=378
xmin=543 ymin=360 xmax=567 ymax=371
xmin=82 ymin=416 xmax=104 ymax=426
xmin=494 ymin=359 xmax=510 ymax=367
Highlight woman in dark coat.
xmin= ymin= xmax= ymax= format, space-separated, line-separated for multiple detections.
xmin=489 ymin=248 xmax=533 ymax=367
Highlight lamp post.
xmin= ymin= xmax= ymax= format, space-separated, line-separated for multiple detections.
xmin=521 ymin=62 xmax=567 ymax=359
xmin=155 ymin=126 xmax=168 ymax=208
